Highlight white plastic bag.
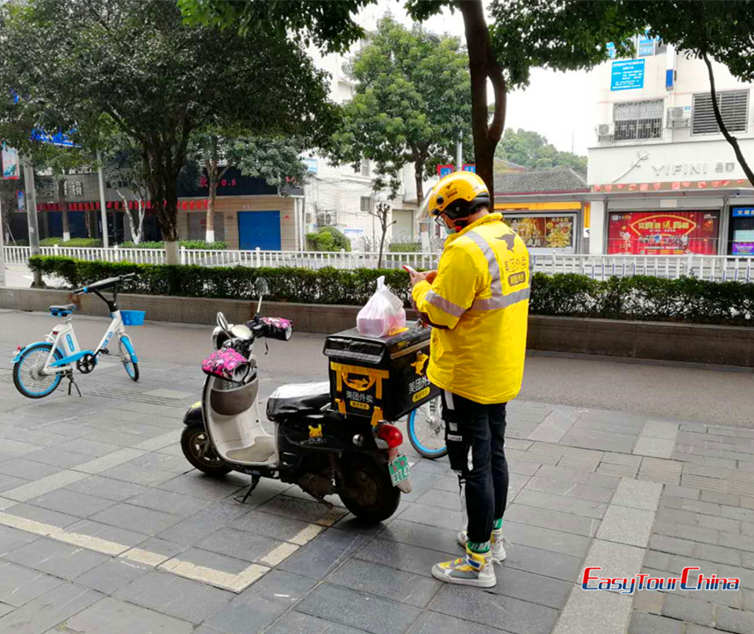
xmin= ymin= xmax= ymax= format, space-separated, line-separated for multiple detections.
xmin=357 ymin=276 xmax=406 ymax=337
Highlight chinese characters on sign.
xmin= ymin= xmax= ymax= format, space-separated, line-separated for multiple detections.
xmin=610 ymin=59 xmax=645 ymax=91
xmin=608 ymin=211 xmax=719 ymax=255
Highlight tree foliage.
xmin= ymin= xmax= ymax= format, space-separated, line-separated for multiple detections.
xmin=329 ymin=16 xmax=472 ymax=204
xmin=496 ymin=129 xmax=587 ymax=175
xmin=0 ymin=0 xmax=335 ymax=255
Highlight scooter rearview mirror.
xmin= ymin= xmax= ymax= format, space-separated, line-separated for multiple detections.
xmin=216 ymin=312 xmax=230 ymax=333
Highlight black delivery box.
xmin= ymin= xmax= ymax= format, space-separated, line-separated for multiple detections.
xmin=323 ymin=322 xmax=440 ymax=425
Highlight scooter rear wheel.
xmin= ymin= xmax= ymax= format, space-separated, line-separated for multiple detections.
xmin=181 ymin=424 xmax=233 ymax=477
xmin=338 ymin=457 xmax=400 ymax=524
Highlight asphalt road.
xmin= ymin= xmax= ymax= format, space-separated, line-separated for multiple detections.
xmin=1 ymin=308 xmax=751 ymax=427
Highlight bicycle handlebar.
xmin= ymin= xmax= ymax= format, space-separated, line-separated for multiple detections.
xmin=73 ymin=273 xmax=136 ymax=295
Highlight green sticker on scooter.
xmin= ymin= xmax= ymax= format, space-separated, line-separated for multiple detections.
xmin=389 ymin=455 xmax=410 ymax=486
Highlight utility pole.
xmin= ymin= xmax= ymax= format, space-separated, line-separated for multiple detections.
xmin=22 ymin=156 xmax=43 ymax=287
xmin=0 ymin=196 xmax=6 ymax=288
xmin=96 ymin=150 xmax=109 ymax=248
xmin=456 ymin=130 xmax=463 ymax=171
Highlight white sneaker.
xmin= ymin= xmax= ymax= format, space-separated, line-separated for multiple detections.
xmin=457 ymin=529 xmax=507 ymax=562
xmin=432 ymin=546 xmax=496 ymax=588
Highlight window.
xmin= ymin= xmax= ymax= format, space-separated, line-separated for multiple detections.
xmin=613 ymin=100 xmax=663 ymax=140
xmin=360 ymin=196 xmax=372 ymax=212
xmin=692 ymin=90 xmax=749 ymax=134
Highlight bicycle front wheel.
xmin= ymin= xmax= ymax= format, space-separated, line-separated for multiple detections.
xmin=13 ymin=343 xmax=63 ymax=399
xmin=119 ymin=336 xmax=139 ymax=382
xmin=407 ymin=396 xmax=447 ymax=459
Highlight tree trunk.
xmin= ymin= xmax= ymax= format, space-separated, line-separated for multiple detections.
xmin=459 ymin=0 xmax=506 ymax=201
xmin=702 ymin=51 xmax=754 ymax=185
xmin=57 ymin=179 xmax=70 ymax=242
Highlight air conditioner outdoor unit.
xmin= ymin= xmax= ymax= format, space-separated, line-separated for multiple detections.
xmin=667 ymin=106 xmax=690 ymax=128
xmin=596 ymin=123 xmax=614 ymax=142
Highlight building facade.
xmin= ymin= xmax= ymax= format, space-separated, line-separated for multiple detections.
xmin=587 ymin=42 xmax=754 ymax=256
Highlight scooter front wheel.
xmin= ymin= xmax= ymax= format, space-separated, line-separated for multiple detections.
xmin=181 ymin=424 xmax=233 ymax=477
xmin=338 ymin=456 xmax=400 ymax=524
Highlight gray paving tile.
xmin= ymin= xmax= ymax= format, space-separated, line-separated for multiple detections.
xmin=279 ymin=528 xmax=372 ymax=579
xmin=158 ymin=502 xmax=251 ymax=546
xmin=552 ymin=585 xmax=632 ymax=634
xmin=430 ymin=584 xmax=557 ymax=634
xmin=3 ymin=502 xmax=81 ymax=528
xmin=501 ymin=543 xmax=584 ymax=582
xmin=27 ymin=488 xmax=115 ymax=518
xmin=379 ymin=519 xmax=461 ymax=555
xmin=504 ymin=503 xmax=599 ymax=537
xmin=409 ymin=611 xmax=506 ymax=634
xmin=489 ymin=567 xmax=573 ymax=610
xmin=503 ymin=520 xmax=592 ymax=557
xmin=90 ymin=503 xmax=183 ymax=535
xmin=414 ymin=488 xmax=461 ymax=512
xmin=204 ymin=595 xmax=290 ymax=634
xmin=356 ymin=537 xmax=454 ymax=578
xmin=23 ymin=447 xmax=94 ymax=469
xmin=197 ymin=527 xmax=286 ymax=564
xmin=0 ymin=524 xmax=40 ymax=556
xmin=237 ymin=569 xmax=316 ymax=604
xmin=662 ymin=594 xmax=716 ymax=626
xmin=296 ymin=582 xmax=422 ymax=634
xmin=0 ymin=474 xmax=29 ymax=494
xmin=628 ymin=612 xmax=683 ymax=634
xmin=3 ymin=537 xmax=110 ymax=580
xmin=0 ymin=457 xmax=62 ymax=480
xmin=229 ymin=509 xmax=319 ymax=543
xmin=596 ymin=505 xmax=655 ymax=548
xmin=514 ymin=489 xmax=607 ymax=519
xmin=257 ymin=494 xmax=345 ymax=525
xmin=64 ymin=475 xmax=151 ymax=501
xmin=649 ymin=534 xmax=696 ymax=557
xmin=0 ymin=561 xmax=63 ymax=607
xmin=0 ymin=581 xmax=101 ymax=634
xmin=716 ymin=605 xmax=754 ymax=634
xmin=114 ymin=571 xmax=233 ymax=625
xmin=60 ymin=596 xmax=193 ymax=634
xmin=126 ymin=488 xmax=212 ymax=517
xmin=64 ymin=519 xmax=148 ymax=548
xmin=266 ymin=611 xmax=366 ymax=634
xmin=328 ymin=558 xmax=440 ymax=608
xmin=158 ymin=472 xmax=246 ymax=500
xmin=0 ymin=606 xmax=10 ymax=619
xmin=74 ymin=558 xmax=152 ymax=595
xmin=396 ymin=502 xmax=464 ymax=532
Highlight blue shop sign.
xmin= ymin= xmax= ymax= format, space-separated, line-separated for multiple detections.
xmin=611 ymin=59 xmax=645 ymax=91
xmin=733 ymin=207 xmax=754 ymax=218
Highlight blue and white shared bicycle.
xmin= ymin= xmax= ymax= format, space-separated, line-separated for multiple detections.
xmin=12 ymin=273 xmax=144 ymax=398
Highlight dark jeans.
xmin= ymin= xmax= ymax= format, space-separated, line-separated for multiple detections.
xmin=441 ymin=390 xmax=509 ymax=544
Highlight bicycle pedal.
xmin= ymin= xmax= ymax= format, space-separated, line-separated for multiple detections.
xmin=100 ymin=348 xmax=110 ymax=355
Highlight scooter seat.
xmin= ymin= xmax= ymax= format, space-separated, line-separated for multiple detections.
xmin=49 ymin=304 xmax=76 ymax=317
xmin=266 ymin=381 xmax=331 ymax=421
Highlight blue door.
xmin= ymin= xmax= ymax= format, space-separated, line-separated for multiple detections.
xmin=238 ymin=211 xmax=281 ymax=250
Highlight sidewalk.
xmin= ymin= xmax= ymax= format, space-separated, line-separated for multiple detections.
xmin=0 ymin=369 xmax=752 ymax=633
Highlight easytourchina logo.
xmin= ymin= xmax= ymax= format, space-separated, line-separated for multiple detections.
xmin=581 ymin=566 xmax=741 ymax=595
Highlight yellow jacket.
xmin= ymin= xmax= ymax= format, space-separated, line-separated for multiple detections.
xmin=412 ymin=213 xmax=529 ymax=404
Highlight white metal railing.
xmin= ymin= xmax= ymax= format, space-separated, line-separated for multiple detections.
xmin=3 ymin=245 xmax=754 ymax=282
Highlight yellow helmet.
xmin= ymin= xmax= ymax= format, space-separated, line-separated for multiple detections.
xmin=420 ymin=171 xmax=490 ymax=221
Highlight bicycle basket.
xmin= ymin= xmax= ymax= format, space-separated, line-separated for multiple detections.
xmin=120 ymin=310 xmax=146 ymax=326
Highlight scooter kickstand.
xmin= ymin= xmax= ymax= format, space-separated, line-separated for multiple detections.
xmin=236 ymin=472 xmax=261 ymax=504
xmin=66 ymin=371 xmax=82 ymax=397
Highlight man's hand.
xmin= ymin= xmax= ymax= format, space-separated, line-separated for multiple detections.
xmin=408 ymin=270 xmax=428 ymax=287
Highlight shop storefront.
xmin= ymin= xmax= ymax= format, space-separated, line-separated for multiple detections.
xmin=606 ymin=210 xmax=720 ymax=255
xmin=730 ymin=207 xmax=754 ymax=255
xmin=494 ymin=167 xmax=590 ymax=254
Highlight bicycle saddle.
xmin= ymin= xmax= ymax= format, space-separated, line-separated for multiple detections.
xmin=49 ymin=304 xmax=76 ymax=317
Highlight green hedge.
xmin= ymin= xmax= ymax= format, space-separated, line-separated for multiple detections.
xmin=389 ymin=242 xmax=422 ymax=253
xmin=28 ymin=256 xmax=754 ymax=325
xmin=40 ymin=237 xmax=102 ymax=247
xmin=120 ymin=240 xmax=228 ymax=250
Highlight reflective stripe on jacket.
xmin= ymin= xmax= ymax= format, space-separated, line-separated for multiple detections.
xmin=412 ymin=213 xmax=529 ymax=404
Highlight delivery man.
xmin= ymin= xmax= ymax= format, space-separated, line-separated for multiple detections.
xmin=408 ymin=170 xmax=530 ymax=588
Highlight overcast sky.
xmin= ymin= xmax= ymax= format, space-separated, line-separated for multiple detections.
xmin=353 ymin=0 xmax=594 ymax=156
